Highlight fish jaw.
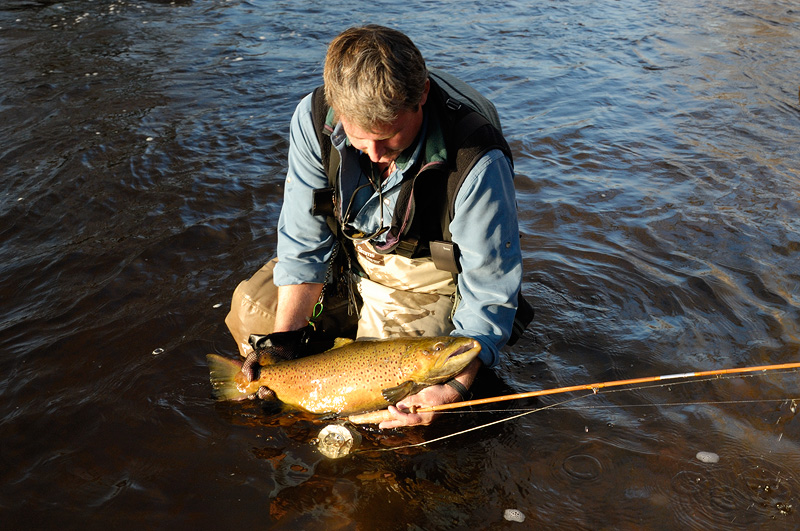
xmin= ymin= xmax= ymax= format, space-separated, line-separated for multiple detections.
xmin=412 ymin=337 xmax=481 ymax=385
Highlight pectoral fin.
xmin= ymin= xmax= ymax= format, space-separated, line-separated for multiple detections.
xmin=381 ymin=381 xmax=417 ymax=404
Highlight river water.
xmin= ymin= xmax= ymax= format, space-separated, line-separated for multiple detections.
xmin=2 ymin=0 xmax=799 ymax=528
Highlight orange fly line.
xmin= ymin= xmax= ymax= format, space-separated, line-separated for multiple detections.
xmin=347 ymin=361 xmax=800 ymax=424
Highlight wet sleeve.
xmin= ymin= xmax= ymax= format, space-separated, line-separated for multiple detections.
xmin=449 ymin=149 xmax=521 ymax=367
xmin=273 ymin=93 xmax=337 ymax=286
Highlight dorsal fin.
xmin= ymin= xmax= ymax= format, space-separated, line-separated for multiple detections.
xmin=331 ymin=337 xmax=354 ymax=350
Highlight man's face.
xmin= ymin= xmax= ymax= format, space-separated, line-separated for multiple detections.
xmin=339 ymin=80 xmax=430 ymax=166
xmin=340 ymin=110 xmax=422 ymax=165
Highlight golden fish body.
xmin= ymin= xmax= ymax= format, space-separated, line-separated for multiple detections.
xmin=207 ymin=336 xmax=480 ymax=416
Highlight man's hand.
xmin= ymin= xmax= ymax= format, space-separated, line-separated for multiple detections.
xmin=378 ymin=358 xmax=481 ymax=429
xmin=240 ymin=326 xmax=313 ymax=382
xmin=378 ymin=384 xmax=462 ymax=428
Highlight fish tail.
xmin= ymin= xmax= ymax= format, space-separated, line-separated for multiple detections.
xmin=206 ymin=354 xmax=251 ymax=401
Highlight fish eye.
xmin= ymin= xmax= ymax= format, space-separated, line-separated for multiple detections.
xmin=433 ymin=342 xmax=445 ymax=352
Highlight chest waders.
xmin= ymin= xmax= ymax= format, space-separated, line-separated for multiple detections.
xmin=310 ymin=69 xmax=534 ymax=344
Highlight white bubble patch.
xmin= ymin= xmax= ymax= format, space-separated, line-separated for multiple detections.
xmin=504 ymin=509 xmax=525 ymax=523
xmin=696 ymin=451 xmax=720 ymax=464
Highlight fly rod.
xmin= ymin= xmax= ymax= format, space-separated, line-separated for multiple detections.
xmin=347 ymin=361 xmax=800 ymax=425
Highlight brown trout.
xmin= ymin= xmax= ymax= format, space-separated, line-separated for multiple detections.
xmin=206 ymin=336 xmax=480 ymax=416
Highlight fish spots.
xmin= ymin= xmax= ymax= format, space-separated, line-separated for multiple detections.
xmin=248 ymin=336 xmax=478 ymax=415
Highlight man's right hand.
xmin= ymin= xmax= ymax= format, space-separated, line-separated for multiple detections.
xmin=240 ymin=326 xmax=313 ymax=382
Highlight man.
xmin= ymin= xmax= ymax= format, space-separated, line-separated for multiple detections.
xmin=225 ymin=25 xmax=525 ymax=428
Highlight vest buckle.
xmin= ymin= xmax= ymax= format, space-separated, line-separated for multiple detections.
xmin=445 ymin=97 xmax=462 ymax=111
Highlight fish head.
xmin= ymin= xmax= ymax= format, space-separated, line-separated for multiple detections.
xmin=404 ymin=336 xmax=481 ymax=384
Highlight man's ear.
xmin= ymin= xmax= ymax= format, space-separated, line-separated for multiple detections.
xmin=419 ymin=78 xmax=431 ymax=108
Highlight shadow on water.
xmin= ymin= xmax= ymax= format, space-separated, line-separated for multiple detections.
xmin=1 ymin=0 xmax=800 ymax=528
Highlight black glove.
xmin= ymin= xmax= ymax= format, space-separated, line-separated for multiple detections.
xmin=240 ymin=326 xmax=313 ymax=382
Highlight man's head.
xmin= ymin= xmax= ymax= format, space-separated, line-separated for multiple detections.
xmin=324 ymin=25 xmax=428 ymax=132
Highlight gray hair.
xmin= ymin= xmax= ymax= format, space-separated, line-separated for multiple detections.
xmin=324 ymin=25 xmax=428 ymax=129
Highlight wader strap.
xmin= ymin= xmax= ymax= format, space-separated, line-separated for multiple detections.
xmin=310 ymin=86 xmax=340 ymax=235
xmin=311 ymin=86 xmax=339 ymax=189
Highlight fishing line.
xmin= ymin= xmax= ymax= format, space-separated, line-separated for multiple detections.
xmin=350 ymin=367 xmax=800 ymax=455
xmin=347 ymin=362 xmax=800 ymax=425
xmin=434 ymin=398 xmax=800 ymax=415
xmin=318 ymin=364 xmax=800 ymax=457
xmin=351 ymin=392 xmax=595 ymax=456
xmin=431 ymin=369 xmax=800 ymax=414
xmin=411 ymin=362 xmax=800 ymax=416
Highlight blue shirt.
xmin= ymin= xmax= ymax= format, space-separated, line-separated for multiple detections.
xmin=274 ymin=92 xmax=522 ymax=367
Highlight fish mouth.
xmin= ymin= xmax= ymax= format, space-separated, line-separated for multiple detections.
xmin=428 ymin=338 xmax=481 ymax=379
xmin=446 ymin=340 xmax=479 ymax=360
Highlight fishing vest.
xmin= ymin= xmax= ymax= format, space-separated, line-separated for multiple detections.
xmin=311 ymin=68 xmax=512 ymax=271
xmin=310 ymin=69 xmax=533 ymax=344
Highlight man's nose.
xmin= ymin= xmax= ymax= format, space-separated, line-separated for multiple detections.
xmin=364 ymin=140 xmax=385 ymax=162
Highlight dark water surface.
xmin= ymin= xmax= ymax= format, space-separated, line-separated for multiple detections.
xmin=2 ymin=0 xmax=800 ymax=528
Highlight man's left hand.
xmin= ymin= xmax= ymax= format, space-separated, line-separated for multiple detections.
xmin=378 ymin=358 xmax=481 ymax=429
xmin=378 ymin=384 xmax=460 ymax=428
